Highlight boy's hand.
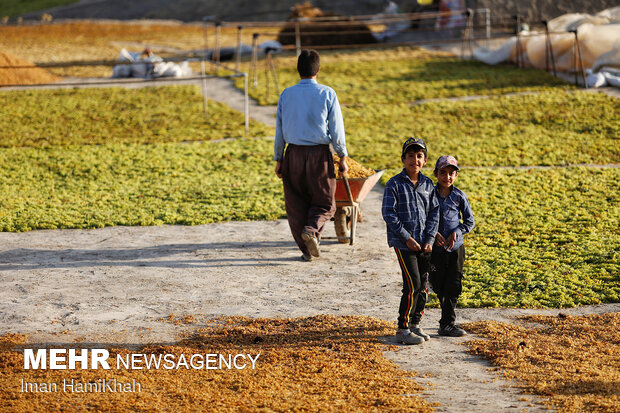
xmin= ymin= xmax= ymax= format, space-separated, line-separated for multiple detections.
xmin=446 ymin=232 xmax=457 ymax=250
xmin=435 ymin=233 xmax=446 ymax=247
xmin=275 ymin=161 xmax=282 ymax=179
xmin=423 ymin=243 xmax=432 ymax=253
xmin=406 ymin=237 xmax=421 ymax=251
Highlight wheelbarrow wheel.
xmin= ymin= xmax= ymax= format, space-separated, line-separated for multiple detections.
xmin=334 ymin=207 xmax=351 ymax=244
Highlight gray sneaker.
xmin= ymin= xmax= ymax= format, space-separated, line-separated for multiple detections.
xmin=410 ymin=325 xmax=431 ymax=341
xmin=301 ymin=231 xmax=320 ymax=257
xmin=395 ymin=329 xmax=424 ymax=345
xmin=438 ymin=324 xmax=467 ymax=337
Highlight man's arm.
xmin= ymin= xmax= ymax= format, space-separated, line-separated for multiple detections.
xmin=275 ymin=160 xmax=282 ymax=179
xmin=274 ymin=95 xmax=285 ymax=163
xmin=327 ymin=93 xmax=347 ymax=159
xmin=338 ymin=156 xmax=349 ymax=177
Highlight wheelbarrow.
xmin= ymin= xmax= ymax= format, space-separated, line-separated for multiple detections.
xmin=323 ymin=169 xmax=385 ymax=245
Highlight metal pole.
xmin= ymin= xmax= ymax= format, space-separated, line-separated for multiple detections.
xmin=214 ymin=21 xmax=222 ymax=73
xmin=244 ymin=73 xmax=249 ymax=136
xmin=269 ymin=52 xmax=280 ymax=95
xmin=467 ymin=9 xmax=474 ymax=58
xmin=265 ymin=51 xmax=270 ymax=101
xmin=548 ymin=27 xmax=557 ymax=76
xmin=570 ymin=29 xmax=578 ymax=86
xmin=460 ymin=11 xmax=467 ymax=59
xmin=485 ymin=8 xmax=490 ymax=48
xmin=203 ymin=20 xmax=209 ymax=59
xmin=202 ymin=15 xmax=215 ymax=59
xmin=461 ymin=10 xmax=473 ymax=59
xmin=295 ymin=21 xmax=301 ymax=57
xmin=542 ymin=20 xmax=556 ymax=76
xmin=543 ymin=20 xmax=549 ymax=72
xmin=573 ymin=29 xmax=587 ymax=88
xmin=251 ymin=33 xmax=259 ymax=88
xmin=235 ymin=25 xmax=243 ymax=71
xmin=200 ymin=60 xmax=208 ymax=116
xmin=514 ymin=15 xmax=522 ymax=68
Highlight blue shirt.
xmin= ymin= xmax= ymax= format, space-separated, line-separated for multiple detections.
xmin=382 ymin=169 xmax=439 ymax=250
xmin=433 ymin=185 xmax=475 ymax=252
xmin=274 ymin=79 xmax=347 ymax=161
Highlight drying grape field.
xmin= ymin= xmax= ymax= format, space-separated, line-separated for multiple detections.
xmin=0 ymin=20 xmax=618 ymax=413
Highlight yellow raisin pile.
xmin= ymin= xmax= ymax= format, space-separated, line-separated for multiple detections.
xmin=333 ymin=154 xmax=375 ymax=178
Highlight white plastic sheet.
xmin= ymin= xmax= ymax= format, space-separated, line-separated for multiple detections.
xmin=473 ymin=7 xmax=620 ymax=87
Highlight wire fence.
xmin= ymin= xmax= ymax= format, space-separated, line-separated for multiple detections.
xmin=1 ymin=8 xmax=585 ymax=75
xmin=1 ymin=8 xmax=592 ymax=118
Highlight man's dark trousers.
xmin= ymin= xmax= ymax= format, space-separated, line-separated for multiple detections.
xmin=281 ymin=144 xmax=336 ymax=255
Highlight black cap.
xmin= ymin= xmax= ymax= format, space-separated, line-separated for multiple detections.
xmin=402 ymin=137 xmax=427 ymax=157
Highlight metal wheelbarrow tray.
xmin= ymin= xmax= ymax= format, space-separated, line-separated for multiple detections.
xmin=324 ymin=169 xmax=385 ymax=245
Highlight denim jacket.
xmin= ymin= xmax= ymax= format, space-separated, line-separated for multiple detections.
xmin=382 ymin=169 xmax=439 ymax=250
xmin=433 ymin=185 xmax=475 ymax=252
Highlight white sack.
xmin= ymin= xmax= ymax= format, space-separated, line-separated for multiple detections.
xmin=473 ymin=9 xmax=620 ymax=76
xmin=603 ymin=69 xmax=620 ymax=86
xmin=586 ymin=69 xmax=607 ymax=87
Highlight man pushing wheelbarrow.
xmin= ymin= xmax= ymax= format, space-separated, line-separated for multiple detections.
xmin=274 ymin=49 xmax=348 ymax=262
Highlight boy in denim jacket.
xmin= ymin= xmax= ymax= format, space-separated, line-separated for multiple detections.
xmin=430 ymin=155 xmax=474 ymax=337
xmin=382 ymin=137 xmax=439 ymax=345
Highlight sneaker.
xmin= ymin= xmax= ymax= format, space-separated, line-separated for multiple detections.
xmin=395 ymin=329 xmax=424 ymax=345
xmin=410 ymin=325 xmax=431 ymax=341
xmin=438 ymin=324 xmax=467 ymax=337
xmin=301 ymin=231 xmax=320 ymax=257
xmin=301 ymin=253 xmax=313 ymax=262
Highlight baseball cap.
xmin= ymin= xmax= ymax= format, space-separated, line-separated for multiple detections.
xmin=401 ymin=137 xmax=427 ymax=157
xmin=434 ymin=155 xmax=460 ymax=171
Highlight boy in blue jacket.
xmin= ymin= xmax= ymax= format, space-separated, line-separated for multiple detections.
xmin=382 ymin=137 xmax=439 ymax=345
xmin=430 ymin=155 xmax=475 ymax=337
